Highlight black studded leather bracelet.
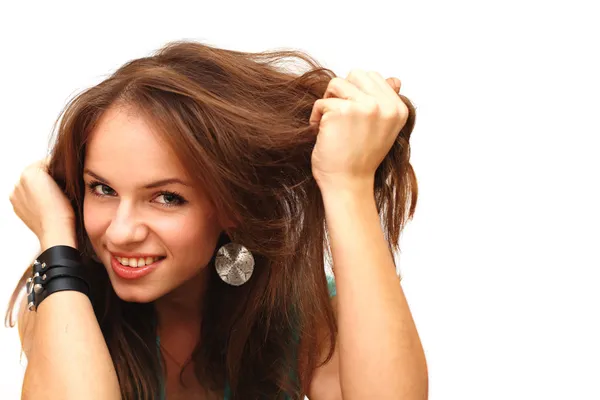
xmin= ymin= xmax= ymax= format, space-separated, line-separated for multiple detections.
xmin=26 ymin=245 xmax=91 ymax=311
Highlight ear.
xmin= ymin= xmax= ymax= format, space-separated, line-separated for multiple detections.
xmin=218 ymin=214 xmax=238 ymax=230
xmin=206 ymin=198 xmax=238 ymax=230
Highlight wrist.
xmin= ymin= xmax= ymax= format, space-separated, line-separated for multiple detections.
xmin=319 ymin=179 xmax=376 ymax=207
xmin=27 ymin=244 xmax=89 ymax=312
xmin=40 ymin=230 xmax=77 ymax=251
xmin=321 ymin=191 xmax=379 ymax=232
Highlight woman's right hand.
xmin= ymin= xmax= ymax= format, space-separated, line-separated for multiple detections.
xmin=9 ymin=157 xmax=77 ymax=249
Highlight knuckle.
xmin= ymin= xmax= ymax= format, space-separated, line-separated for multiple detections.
xmin=361 ymin=97 xmax=380 ymax=115
xmin=397 ymin=101 xmax=409 ymax=119
xmin=368 ymin=71 xmax=384 ymax=80
xmin=382 ymin=106 xmax=399 ymax=121
xmin=326 ymin=77 xmax=344 ymax=94
xmin=24 ymin=163 xmax=36 ymax=173
xmin=347 ymin=68 xmax=366 ymax=80
xmin=21 ymin=170 xmax=32 ymax=182
xmin=340 ymin=101 xmax=353 ymax=115
xmin=329 ymin=77 xmax=344 ymax=88
xmin=321 ymin=112 xmax=334 ymax=123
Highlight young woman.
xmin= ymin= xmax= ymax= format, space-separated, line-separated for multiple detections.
xmin=6 ymin=40 xmax=427 ymax=399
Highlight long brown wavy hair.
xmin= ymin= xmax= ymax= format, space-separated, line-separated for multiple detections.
xmin=5 ymin=39 xmax=418 ymax=399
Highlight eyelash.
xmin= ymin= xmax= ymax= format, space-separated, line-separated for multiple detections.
xmin=86 ymin=180 xmax=188 ymax=208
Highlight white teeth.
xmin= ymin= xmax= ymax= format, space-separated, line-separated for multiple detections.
xmin=115 ymin=256 xmax=163 ymax=268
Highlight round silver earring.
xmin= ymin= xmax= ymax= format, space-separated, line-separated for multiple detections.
xmin=214 ymin=242 xmax=255 ymax=286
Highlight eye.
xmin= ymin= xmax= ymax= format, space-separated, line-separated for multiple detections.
xmin=155 ymin=191 xmax=187 ymax=207
xmin=87 ymin=181 xmax=116 ymax=196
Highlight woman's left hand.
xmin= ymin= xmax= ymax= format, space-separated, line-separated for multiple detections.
xmin=309 ymin=69 xmax=409 ymax=193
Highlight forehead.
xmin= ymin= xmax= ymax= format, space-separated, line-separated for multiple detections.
xmin=85 ymin=106 xmax=188 ymax=179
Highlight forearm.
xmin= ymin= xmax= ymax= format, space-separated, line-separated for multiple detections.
xmin=322 ymin=186 xmax=428 ymax=399
xmin=23 ymin=234 xmax=120 ymax=400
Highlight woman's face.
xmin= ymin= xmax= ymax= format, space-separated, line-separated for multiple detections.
xmin=83 ymin=105 xmax=223 ymax=303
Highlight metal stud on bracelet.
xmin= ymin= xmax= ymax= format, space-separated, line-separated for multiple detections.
xmin=26 ymin=277 xmax=35 ymax=311
xmin=25 ymin=246 xmax=90 ymax=312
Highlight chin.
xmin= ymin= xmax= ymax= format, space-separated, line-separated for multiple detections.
xmin=114 ymin=291 xmax=156 ymax=304
xmin=108 ymin=278 xmax=163 ymax=304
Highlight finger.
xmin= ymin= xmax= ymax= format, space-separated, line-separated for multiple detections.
xmin=386 ymin=77 xmax=401 ymax=93
xmin=32 ymin=157 xmax=49 ymax=171
xmin=309 ymin=98 xmax=348 ymax=127
xmin=345 ymin=69 xmax=381 ymax=96
xmin=367 ymin=71 xmax=402 ymax=96
xmin=366 ymin=72 xmax=402 ymax=103
xmin=40 ymin=156 xmax=52 ymax=172
xmin=324 ymin=77 xmax=366 ymax=100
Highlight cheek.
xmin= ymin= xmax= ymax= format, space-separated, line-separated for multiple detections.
xmin=160 ymin=210 xmax=221 ymax=260
xmin=83 ymin=197 xmax=104 ymax=239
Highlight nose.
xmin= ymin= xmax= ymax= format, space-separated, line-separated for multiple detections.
xmin=105 ymin=199 xmax=149 ymax=247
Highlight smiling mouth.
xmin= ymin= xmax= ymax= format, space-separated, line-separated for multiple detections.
xmin=113 ymin=255 xmax=166 ymax=268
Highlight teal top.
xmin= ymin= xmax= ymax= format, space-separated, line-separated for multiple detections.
xmin=157 ymin=274 xmax=337 ymax=400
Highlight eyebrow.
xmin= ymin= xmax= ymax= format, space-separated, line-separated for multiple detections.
xmin=83 ymin=169 xmax=192 ymax=189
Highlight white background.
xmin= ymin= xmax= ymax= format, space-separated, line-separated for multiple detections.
xmin=1 ymin=1 xmax=599 ymax=399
